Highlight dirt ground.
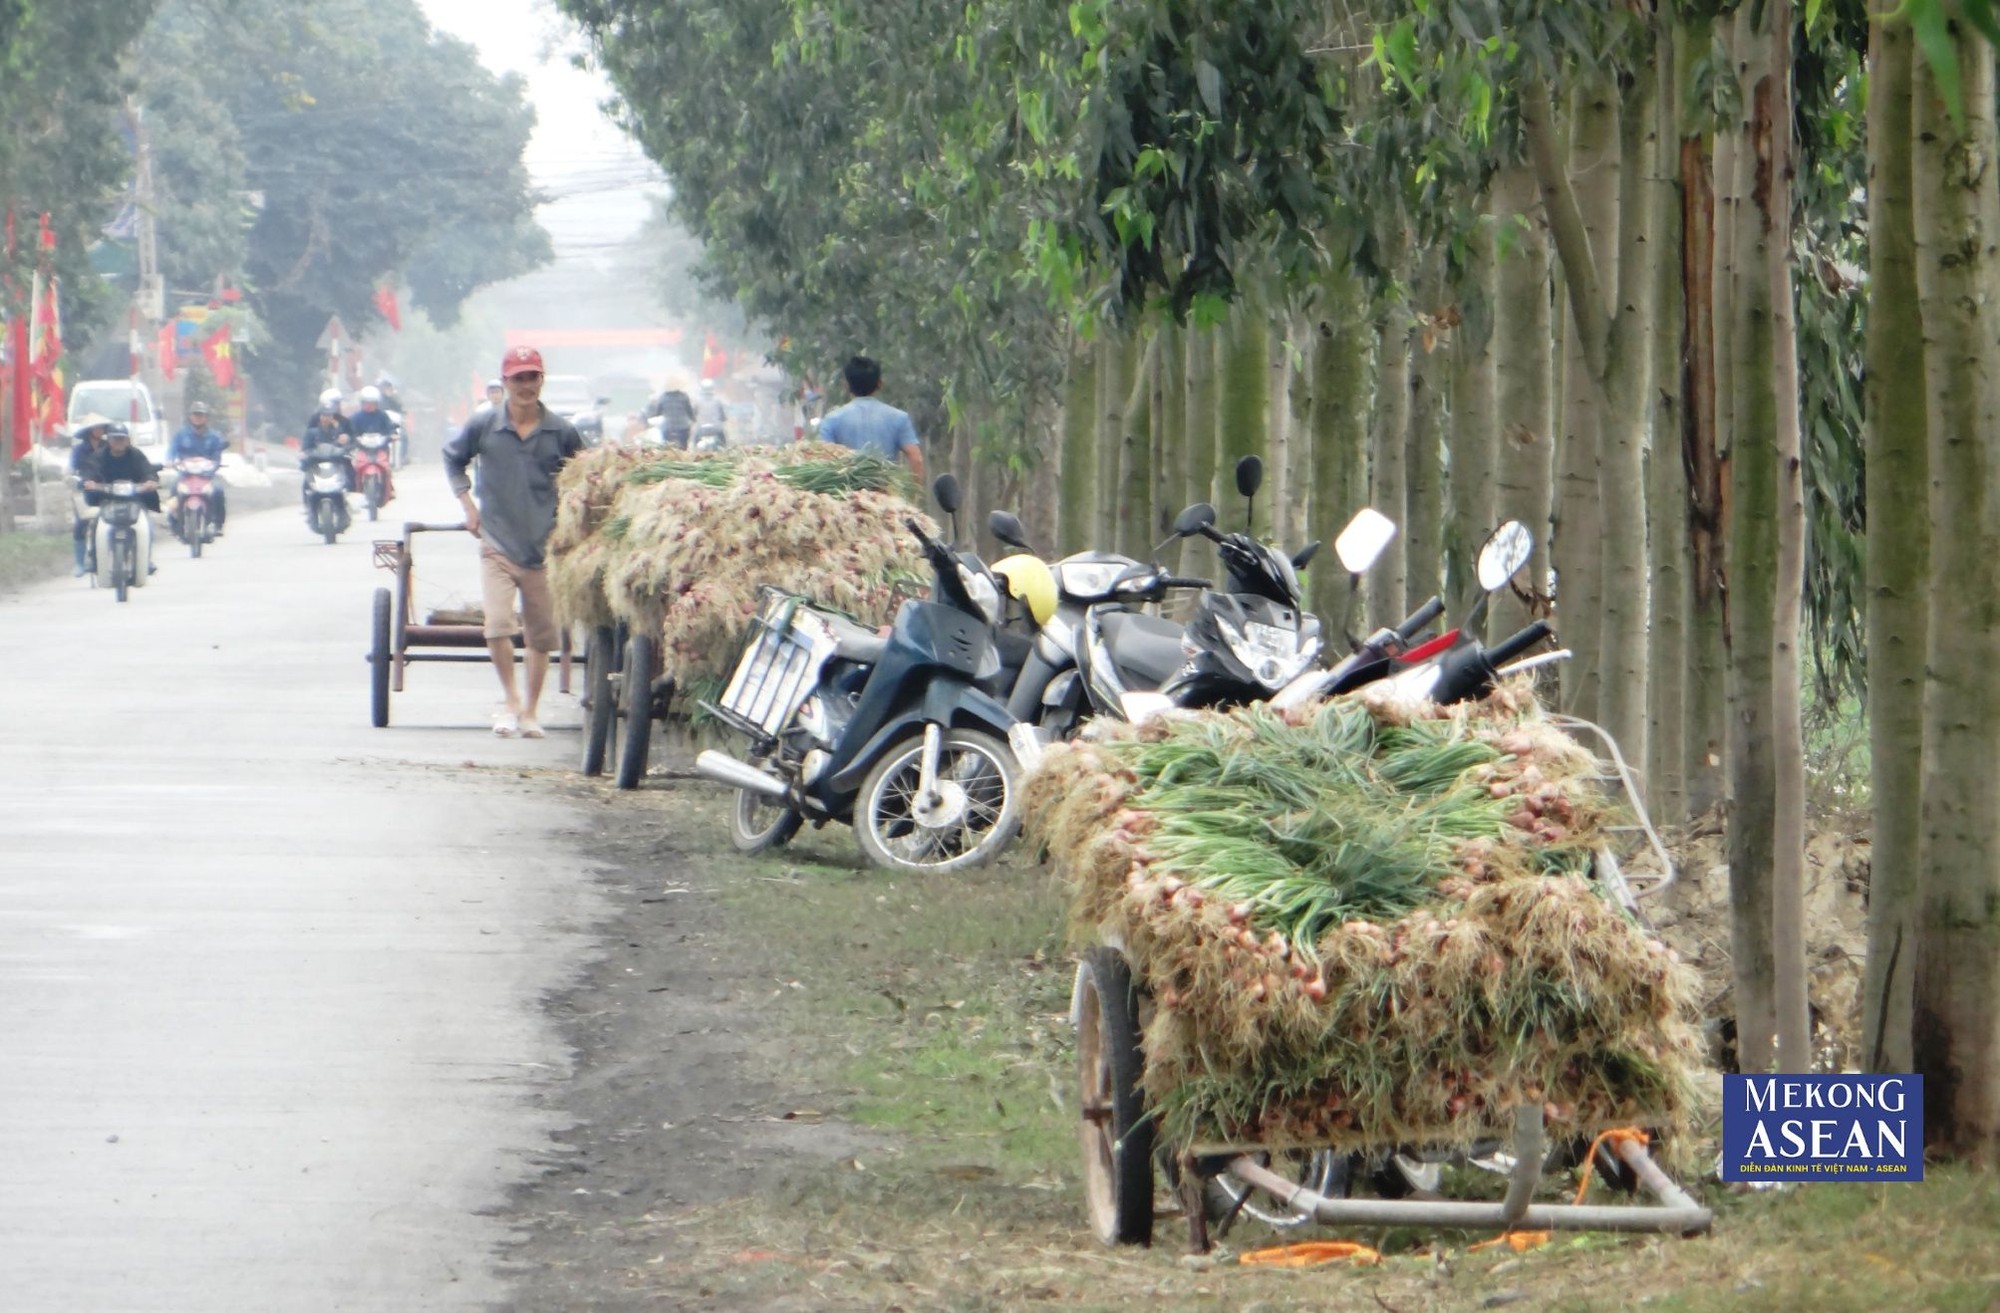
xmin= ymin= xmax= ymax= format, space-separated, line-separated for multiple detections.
xmin=489 ymin=753 xmax=1988 ymax=1313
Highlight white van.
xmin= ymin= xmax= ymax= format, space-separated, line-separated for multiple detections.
xmin=68 ymin=379 xmax=166 ymax=464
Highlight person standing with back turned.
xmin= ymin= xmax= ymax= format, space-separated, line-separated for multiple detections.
xmin=816 ymin=355 xmax=924 ymax=482
xmin=442 ymin=346 xmax=584 ymax=738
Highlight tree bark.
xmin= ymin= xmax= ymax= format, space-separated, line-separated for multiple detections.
xmin=1649 ymin=23 xmax=1691 ymax=824
xmin=1180 ymin=324 xmax=1219 ymax=578
xmin=1308 ymin=279 xmax=1373 ymax=638
xmin=1368 ymin=296 xmax=1411 ymax=630
xmin=1449 ymin=199 xmax=1499 ymax=623
xmin=1095 ymin=333 xmax=1137 ymax=551
xmin=1058 ymin=338 xmax=1098 ymax=553
xmin=1860 ymin=0 xmax=1927 ymax=1078
xmin=1156 ymin=320 xmax=1185 ymax=541
xmin=1406 ymin=254 xmax=1446 ymax=616
xmin=1910 ymin=27 xmax=2000 ymax=1160
xmin=1216 ymin=304 xmax=1269 ymax=537
xmin=1491 ymin=164 xmax=1555 ymax=635
xmin=1116 ymin=332 xmax=1157 ymax=559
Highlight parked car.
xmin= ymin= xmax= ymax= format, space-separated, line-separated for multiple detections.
xmin=69 ymin=380 xmax=166 ymax=464
xmin=541 ymin=373 xmax=606 ymax=445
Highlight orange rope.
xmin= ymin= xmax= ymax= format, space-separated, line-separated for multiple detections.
xmin=1466 ymin=1126 xmax=1652 ymax=1256
xmin=1238 ymin=1240 xmax=1383 ymax=1268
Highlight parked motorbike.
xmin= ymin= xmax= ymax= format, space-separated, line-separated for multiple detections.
xmin=169 ymin=457 xmax=221 ymax=558
xmin=353 ymin=429 xmax=397 ymax=522
xmin=694 ymin=474 xmax=1024 ymax=874
xmin=302 ymin=444 xmax=354 ymax=544
xmin=94 ymin=481 xmax=152 ymax=603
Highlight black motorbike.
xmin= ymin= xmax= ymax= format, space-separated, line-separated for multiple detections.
xmin=302 ymin=442 xmax=354 ymax=544
xmin=94 ymin=481 xmax=152 ymax=603
xmin=694 ymin=475 xmax=1026 ymax=874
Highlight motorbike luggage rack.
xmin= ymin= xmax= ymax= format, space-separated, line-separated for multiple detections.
xmin=697 ymin=699 xmax=777 ymax=754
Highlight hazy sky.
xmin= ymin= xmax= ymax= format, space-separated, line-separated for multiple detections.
xmin=415 ymin=0 xmax=664 ymax=261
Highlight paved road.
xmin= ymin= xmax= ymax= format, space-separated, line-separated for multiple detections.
xmin=0 ymin=470 xmax=600 ymax=1311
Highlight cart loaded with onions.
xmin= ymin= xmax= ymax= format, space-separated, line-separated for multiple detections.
xmin=1021 ymin=675 xmax=1713 ymax=1251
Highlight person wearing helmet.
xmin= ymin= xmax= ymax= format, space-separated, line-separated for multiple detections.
xmin=442 ymin=345 xmax=585 ymax=738
xmin=66 ymin=413 xmax=115 ymax=576
xmin=301 ymin=388 xmax=355 ymax=508
xmin=80 ymin=423 xmax=162 ymax=581
xmin=690 ymin=376 xmax=728 ymax=449
xmin=350 ymin=385 xmax=396 ymax=439
xmin=375 ymin=373 xmax=407 ymax=417
xmin=642 ymin=382 xmax=695 ymax=449
xmin=475 ymin=378 xmax=505 ymax=417
xmin=167 ymin=400 xmax=231 ymax=535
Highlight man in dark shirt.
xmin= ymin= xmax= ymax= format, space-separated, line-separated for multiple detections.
xmin=81 ymin=424 xmax=162 ymax=583
xmin=442 ymin=345 xmax=585 ymax=738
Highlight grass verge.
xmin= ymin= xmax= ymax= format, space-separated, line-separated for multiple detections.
xmin=632 ymin=788 xmax=1991 ymax=1312
xmin=0 ymin=526 xmax=72 ymax=592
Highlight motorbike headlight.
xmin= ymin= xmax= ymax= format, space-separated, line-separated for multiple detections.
xmin=1221 ymin=617 xmax=1317 ymax=690
xmin=1054 ymin=561 xmax=1124 ymax=600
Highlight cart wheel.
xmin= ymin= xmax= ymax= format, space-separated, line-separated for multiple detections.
xmin=614 ymin=632 xmax=655 ymax=790
xmin=370 ymin=587 xmax=393 ymax=727
xmin=580 ymin=624 xmax=618 ymax=776
xmin=1076 ymin=946 xmax=1153 ymax=1246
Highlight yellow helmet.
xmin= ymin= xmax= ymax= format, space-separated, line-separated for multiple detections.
xmin=992 ymin=554 xmax=1058 ymax=625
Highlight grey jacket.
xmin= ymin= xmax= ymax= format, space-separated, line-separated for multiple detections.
xmin=442 ymin=404 xmax=583 ymax=568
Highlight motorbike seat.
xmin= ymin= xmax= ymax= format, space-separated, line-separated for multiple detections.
xmin=821 ymin=611 xmax=888 ymax=666
xmin=1100 ymin=610 xmax=1187 ymax=689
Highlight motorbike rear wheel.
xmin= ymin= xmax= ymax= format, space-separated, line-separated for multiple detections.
xmin=854 ymin=727 xmax=1021 ymax=874
xmin=729 ymin=764 xmax=802 ymax=853
xmin=316 ymin=500 xmax=338 ymax=544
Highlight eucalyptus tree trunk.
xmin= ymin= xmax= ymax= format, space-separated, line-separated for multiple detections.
xmin=1595 ymin=51 xmax=1660 ymax=779
xmin=1095 ymin=333 xmax=1137 ymax=551
xmin=1910 ymin=30 xmax=2000 ymax=1159
xmin=1448 ymin=205 xmax=1498 ymax=623
xmin=1491 ymin=164 xmax=1555 ymax=636
xmin=1216 ymin=305 xmax=1269 ymax=536
xmin=1116 ymin=333 xmax=1158 ymax=559
xmin=1757 ymin=0 xmax=1811 ymax=1075
xmin=1181 ymin=325 xmax=1220 ymax=577
xmin=1368 ymin=297 xmax=1412 ymax=630
xmin=1269 ymin=318 xmax=1293 ymax=547
xmin=1677 ymin=13 xmax=1729 ymax=819
xmin=1647 ymin=25 xmax=1690 ymax=825
xmin=1156 ymin=320 xmax=1185 ymax=541
xmin=1406 ymin=256 xmax=1447 ymax=615
xmin=1058 ymin=340 xmax=1098 ymax=553
xmin=1277 ymin=316 xmax=1313 ymax=552
xmin=1860 ymin=2 xmax=1927 ymax=1078
xmin=1309 ymin=280 xmax=1373 ymax=637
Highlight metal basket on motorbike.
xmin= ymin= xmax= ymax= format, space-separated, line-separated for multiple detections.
xmin=708 ymin=587 xmax=843 ymax=744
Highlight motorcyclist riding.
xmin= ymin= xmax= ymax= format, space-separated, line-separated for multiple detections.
xmin=167 ymin=400 xmax=229 ymax=536
xmin=301 ymin=389 xmax=356 ymax=508
xmin=350 ymin=385 xmax=396 ymax=440
xmin=66 ymin=413 xmax=114 ymax=576
xmin=80 ymin=423 xmax=162 ymax=580
xmin=644 ymin=383 xmax=696 ymax=449
xmin=690 ymin=377 xmax=727 ymax=449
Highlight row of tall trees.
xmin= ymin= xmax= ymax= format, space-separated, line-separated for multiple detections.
xmin=569 ymin=0 xmax=2000 ymax=1158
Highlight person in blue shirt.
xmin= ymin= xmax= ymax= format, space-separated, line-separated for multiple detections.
xmin=166 ymin=401 xmax=229 ymax=533
xmin=817 ymin=355 xmax=924 ymax=481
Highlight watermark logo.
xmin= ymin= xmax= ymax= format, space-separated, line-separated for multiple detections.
xmin=1720 ymin=1074 xmax=1923 ymax=1181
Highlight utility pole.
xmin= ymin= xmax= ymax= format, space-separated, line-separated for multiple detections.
xmin=126 ymin=98 xmax=164 ymax=420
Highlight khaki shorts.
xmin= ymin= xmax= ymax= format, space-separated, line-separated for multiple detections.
xmin=480 ymin=547 xmax=560 ymax=652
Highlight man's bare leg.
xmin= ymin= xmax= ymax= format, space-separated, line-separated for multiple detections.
xmin=487 ymin=638 xmax=522 ymax=712
xmin=522 ymin=649 xmax=551 ymax=720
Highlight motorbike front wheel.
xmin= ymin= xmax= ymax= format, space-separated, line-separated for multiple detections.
xmin=730 ymin=763 xmax=803 ymax=853
xmin=187 ymin=506 xmax=205 ymax=558
xmin=854 ymin=727 xmax=1021 ymax=874
xmin=315 ymin=500 xmax=339 ymax=544
xmin=364 ymin=473 xmax=384 ymax=521
xmin=113 ymin=535 xmax=131 ymax=603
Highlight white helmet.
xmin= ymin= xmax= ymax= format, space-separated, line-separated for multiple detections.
xmin=359 ymin=385 xmax=382 ymax=404
xmin=319 ymin=388 xmax=341 ymax=407
xmin=699 ymin=378 xmax=715 ymax=392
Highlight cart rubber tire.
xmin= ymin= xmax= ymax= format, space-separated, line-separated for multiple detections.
xmin=614 ymin=633 xmax=655 ymax=790
xmin=852 ymin=728 xmax=1021 ymax=874
xmin=370 ymin=587 xmax=393 ymax=727
xmin=114 ymin=537 xmax=130 ymax=603
xmin=1076 ymin=947 xmax=1153 ymax=1246
xmin=729 ymin=769 xmax=802 ymax=853
xmin=580 ymin=624 xmax=618 ymax=776
xmin=188 ymin=507 xmax=204 ymax=558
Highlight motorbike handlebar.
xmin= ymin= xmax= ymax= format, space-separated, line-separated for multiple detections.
xmin=1395 ymin=596 xmax=1445 ymax=642
xmin=1484 ymin=620 xmax=1553 ymax=668
xmin=1161 ymin=575 xmax=1212 ymax=590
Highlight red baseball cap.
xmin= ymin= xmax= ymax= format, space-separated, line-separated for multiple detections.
xmin=501 ymin=346 xmax=544 ymax=379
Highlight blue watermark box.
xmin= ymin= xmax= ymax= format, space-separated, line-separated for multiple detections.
xmin=1720 ymin=1073 xmax=1923 ymax=1181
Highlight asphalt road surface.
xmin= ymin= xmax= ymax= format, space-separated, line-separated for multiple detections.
xmin=0 ymin=469 xmax=601 ymax=1311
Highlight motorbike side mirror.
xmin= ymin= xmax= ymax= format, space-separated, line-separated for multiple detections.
xmin=1172 ymin=502 xmax=1218 ymax=537
xmin=1477 ymin=520 xmax=1534 ymax=592
xmin=988 ymin=510 xmax=1031 ymax=551
xmin=1333 ymin=507 xmax=1397 ymax=575
xmin=1291 ymin=540 xmax=1322 ymax=571
xmin=1234 ymin=455 xmax=1264 ymax=499
xmin=932 ymin=473 xmax=963 ymax=514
